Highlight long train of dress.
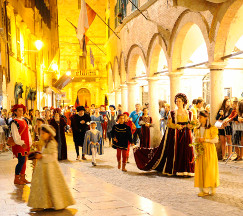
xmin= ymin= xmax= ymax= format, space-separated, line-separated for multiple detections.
xmin=133 ymin=111 xmax=194 ymax=176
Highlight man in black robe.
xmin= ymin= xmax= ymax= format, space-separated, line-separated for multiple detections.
xmin=111 ymin=114 xmax=132 ymax=172
xmin=71 ymin=106 xmax=91 ymax=160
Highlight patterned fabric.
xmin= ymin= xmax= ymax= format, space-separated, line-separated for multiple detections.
xmin=28 ymin=139 xmax=75 ymax=210
xmin=83 ymin=130 xmax=103 ymax=155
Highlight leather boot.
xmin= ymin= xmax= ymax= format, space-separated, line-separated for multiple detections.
xmin=118 ymin=161 xmax=121 ymax=169
xmin=20 ymin=174 xmax=31 ymax=184
xmin=122 ymin=163 xmax=127 ymax=172
xmin=14 ymin=175 xmax=26 ymax=185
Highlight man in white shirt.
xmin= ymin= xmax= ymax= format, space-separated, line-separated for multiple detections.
xmin=10 ymin=104 xmax=32 ymax=185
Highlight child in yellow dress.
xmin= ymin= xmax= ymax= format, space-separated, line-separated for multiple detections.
xmin=194 ymin=110 xmax=220 ymax=197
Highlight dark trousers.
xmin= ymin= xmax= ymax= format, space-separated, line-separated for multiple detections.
xmin=15 ymin=153 xmax=26 ymax=175
xmin=107 ymin=132 xmax=112 ymax=141
xmin=75 ymin=144 xmax=85 ymax=157
xmin=133 ymin=128 xmax=141 ymax=144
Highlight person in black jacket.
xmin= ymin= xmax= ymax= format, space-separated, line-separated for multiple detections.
xmin=111 ymin=114 xmax=132 ymax=172
xmin=71 ymin=106 xmax=91 ymax=161
xmin=216 ymin=98 xmax=233 ymax=161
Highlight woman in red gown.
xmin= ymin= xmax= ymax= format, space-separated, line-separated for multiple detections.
xmin=133 ymin=93 xmax=195 ymax=177
xmin=139 ymin=108 xmax=152 ymax=148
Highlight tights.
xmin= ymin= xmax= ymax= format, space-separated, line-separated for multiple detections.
xmin=91 ymin=147 xmax=97 ymax=163
xmin=15 ymin=153 xmax=26 ymax=175
xmin=117 ymin=149 xmax=127 ymax=163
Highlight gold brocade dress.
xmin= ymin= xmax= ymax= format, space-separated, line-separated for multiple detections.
xmin=194 ymin=126 xmax=220 ymax=191
xmin=28 ymin=139 xmax=75 ymax=210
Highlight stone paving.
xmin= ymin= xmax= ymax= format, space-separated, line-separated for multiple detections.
xmin=0 ymin=144 xmax=185 ymax=216
xmin=63 ymin=135 xmax=243 ymax=216
xmin=0 ymin=134 xmax=243 ymax=216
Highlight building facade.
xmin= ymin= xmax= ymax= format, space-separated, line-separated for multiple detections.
xmin=57 ymin=0 xmax=108 ymax=107
xmin=105 ymin=0 xmax=243 ymax=147
xmin=0 ymin=0 xmax=59 ymax=111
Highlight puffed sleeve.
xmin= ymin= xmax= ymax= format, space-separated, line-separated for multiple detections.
xmin=167 ymin=114 xmax=180 ymax=129
xmin=205 ymin=126 xmax=219 ymax=143
xmin=11 ymin=122 xmax=25 ymax=146
xmin=41 ymin=139 xmax=58 ymax=163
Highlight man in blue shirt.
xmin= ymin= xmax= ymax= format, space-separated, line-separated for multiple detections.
xmin=129 ymin=104 xmax=143 ymax=145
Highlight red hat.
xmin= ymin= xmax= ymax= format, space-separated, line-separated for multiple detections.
xmin=53 ymin=108 xmax=61 ymax=115
xmin=11 ymin=104 xmax=26 ymax=113
xmin=50 ymin=106 xmax=55 ymax=110
xmin=123 ymin=112 xmax=129 ymax=117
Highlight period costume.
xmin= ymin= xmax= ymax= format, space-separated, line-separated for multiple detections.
xmin=111 ymin=123 xmax=132 ymax=171
xmin=83 ymin=129 xmax=103 ymax=165
xmin=124 ymin=113 xmax=136 ymax=161
xmin=70 ymin=106 xmax=91 ymax=158
xmin=50 ymin=116 xmax=67 ymax=160
xmin=194 ymin=126 xmax=220 ymax=195
xmin=139 ymin=116 xmax=152 ymax=148
xmin=100 ymin=109 xmax=107 ymax=139
xmin=10 ymin=104 xmax=32 ymax=185
xmin=134 ymin=94 xmax=195 ymax=176
xmin=28 ymin=125 xmax=75 ymax=210
xmin=106 ymin=107 xmax=118 ymax=144
xmin=91 ymin=115 xmax=104 ymax=133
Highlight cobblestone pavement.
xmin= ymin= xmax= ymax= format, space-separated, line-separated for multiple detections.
xmin=63 ymin=135 xmax=243 ymax=216
xmin=0 ymin=134 xmax=242 ymax=216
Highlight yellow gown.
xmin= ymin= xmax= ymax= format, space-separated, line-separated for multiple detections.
xmin=194 ymin=126 xmax=220 ymax=189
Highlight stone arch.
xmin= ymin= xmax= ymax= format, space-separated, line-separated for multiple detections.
xmin=113 ymin=56 xmax=121 ymax=89
xmin=147 ymin=33 xmax=169 ymax=77
xmin=120 ymin=52 xmax=127 ymax=84
xmin=170 ymin=10 xmax=211 ymax=71
xmin=126 ymin=44 xmax=147 ymax=81
xmin=77 ymin=88 xmax=91 ymax=107
xmin=213 ymin=0 xmax=243 ymax=61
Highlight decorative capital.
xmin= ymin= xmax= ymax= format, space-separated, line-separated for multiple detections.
xmin=206 ymin=62 xmax=227 ymax=70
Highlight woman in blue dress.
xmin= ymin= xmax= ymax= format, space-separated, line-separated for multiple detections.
xmin=91 ymin=108 xmax=104 ymax=134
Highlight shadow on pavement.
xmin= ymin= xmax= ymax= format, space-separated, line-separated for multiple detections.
xmin=28 ymin=208 xmax=78 ymax=216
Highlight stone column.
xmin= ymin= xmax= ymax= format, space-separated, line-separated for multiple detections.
xmin=147 ymin=77 xmax=161 ymax=147
xmin=107 ymin=92 xmax=115 ymax=106
xmin=208 ymin=62 xmax=226 ymax=124
xmin=127 ymin=82 xmax=139 ymax=113
xmin=169 ymin=72 xmax=182 ymax=110
xmin=120 ymin=84 xmax=128 ymax=112
xmin=115 ymin=89 xmax=121 ymax=107
xmin=208 ymin=62 xmax=226 ymax=158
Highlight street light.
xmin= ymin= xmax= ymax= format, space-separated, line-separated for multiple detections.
xmin=51 ymin=63 xmax=58 ymax=71
xmin=35 ymin=40 xmax=44 ymax=51
xmin=66 ymin=71 xmax=71 ymax=76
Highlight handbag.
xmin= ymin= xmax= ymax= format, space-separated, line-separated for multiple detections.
xmin=215 ymin=120 xmax=224 ymax=129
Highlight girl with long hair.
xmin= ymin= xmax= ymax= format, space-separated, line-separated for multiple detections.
xmin=194 ymin=111 xmax=219 ymax=197
xmin=216 ymin=98 xmax=233 ymax=160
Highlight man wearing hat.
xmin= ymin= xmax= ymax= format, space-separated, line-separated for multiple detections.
xmin=10 ymin=104 xmax=32 ymax=185
xmin=71 ymin=106 xmax=91 ymax=160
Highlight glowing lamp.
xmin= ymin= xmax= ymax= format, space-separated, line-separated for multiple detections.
xmin=66 ymin=71 xmax=71 ymax=76
xmin=35 ymin=40 xmax=44 ymax=51
xmin=52 ymin=63 xmax=58 ymax=71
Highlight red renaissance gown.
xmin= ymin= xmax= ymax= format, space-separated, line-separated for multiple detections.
xmin=139 ymin=116 xmax=152 ymax=148
xmin=133 ymin=110 xmax=194 ymax=176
